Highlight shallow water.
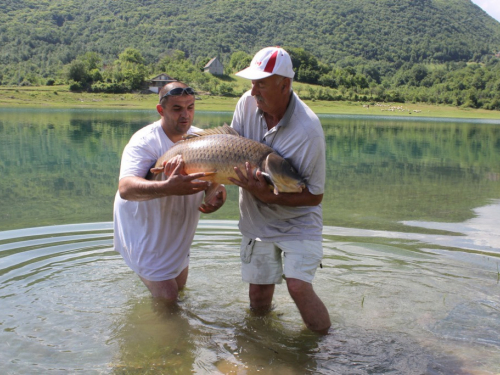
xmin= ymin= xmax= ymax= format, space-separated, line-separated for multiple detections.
xmin=1 ymin=217 xmax=499 ymax=374
xmin=0 ymin=108 xmax=499 ymax=374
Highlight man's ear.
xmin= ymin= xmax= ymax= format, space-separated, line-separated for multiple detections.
xmin=156 ymin=104 xmax=164 ymax=116
xmin=282 ymin=77 xmax=291 ymax=92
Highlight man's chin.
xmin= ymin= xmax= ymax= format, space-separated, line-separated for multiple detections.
xmin=255 ymin=101 xmax=267 ymax=111
xmin=174 ymin=124 xmax=191 ymax=135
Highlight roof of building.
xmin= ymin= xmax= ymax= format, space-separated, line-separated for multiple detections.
xmin=204 ymin=57 xmax=220 ymax=68
xmin=150 ymin=73 xmax=176 ymax=82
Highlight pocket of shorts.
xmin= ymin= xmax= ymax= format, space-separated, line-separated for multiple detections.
xmin=240 ymin=238 xmax=255 ymax=264
xmin=301 ymin=255 xmax=320 ymax=277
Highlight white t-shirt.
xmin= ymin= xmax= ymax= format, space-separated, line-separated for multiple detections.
xmin=113 ymin=120 xmax=204 ymax=281
xmin=231 ymin=91 xmax=326 ymax=242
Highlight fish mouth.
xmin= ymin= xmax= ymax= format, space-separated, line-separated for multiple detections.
xmin=262 ymin=153 xmax=305 ymax=194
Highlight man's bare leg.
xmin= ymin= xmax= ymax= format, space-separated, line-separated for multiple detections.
xmin=286 ymin=277 xmax=331 ymax=334
xmin=249 ymin=283 xmax=275 ymax=314
xmin=140 ymin=266 xmax=189 ymax=302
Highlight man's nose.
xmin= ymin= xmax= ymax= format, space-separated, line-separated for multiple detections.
xmin=250 ymin=83 xmax=259 ymax=96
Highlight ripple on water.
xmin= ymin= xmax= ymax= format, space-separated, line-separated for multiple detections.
xmin=1 ymin=220 xmax=500 ymax=374
xmin=0 ymin=222 xmax=127 ymax=373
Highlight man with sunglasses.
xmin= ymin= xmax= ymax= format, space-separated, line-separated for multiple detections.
xmin=229 ymin=47 xmax=331 ymax=334
xmin=113 ymin=82 xmax=226 ymax=303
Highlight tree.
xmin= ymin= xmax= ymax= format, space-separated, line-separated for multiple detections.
xmin=409 ymin=64 xmax=429 ymax=86
xmin=286 ymin=47 xmax=324 ymax=84
xmin=67 ymin=60 xmax=88 ymax=84
xmin=197 ymin=57 xmax=212 ymax=71
xmin=227 ymin=51 xmax=252 ymax=74
xmin=118 ymin=48 xmax=145 ymax=65
xmin=81 ymin=52 xmax=102 ymax=71
xmin=113 ymin=48 xmax=147 ymax=90
xmin=66 ymin=52 xmax=105 ymax=91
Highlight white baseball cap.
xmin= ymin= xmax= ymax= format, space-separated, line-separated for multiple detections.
xmin=235 ymin=47 xmax=295 ymax=80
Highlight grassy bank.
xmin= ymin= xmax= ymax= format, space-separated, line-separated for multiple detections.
xmin=1 ymin=85 xmax=499 ymax=120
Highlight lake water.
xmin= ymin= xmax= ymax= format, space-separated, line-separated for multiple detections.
xmin=0 ymin=108 xmax=499 ymax=374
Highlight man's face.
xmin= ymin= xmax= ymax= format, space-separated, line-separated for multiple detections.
xmin=250 ymin=75 xmax=287 ymax=114
xmin=157 ymin=94 xmax=195 ymax=140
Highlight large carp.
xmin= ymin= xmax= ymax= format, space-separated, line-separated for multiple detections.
xmin=148 ymin=125 xmax=305 ymax=194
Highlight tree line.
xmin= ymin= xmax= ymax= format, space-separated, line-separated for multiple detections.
xmin=58 ymin=46 xmax=500 ymax=110
xmin=1 ymin=0 xmax=500 ymax=109
xmin=2 ymin=0 xmax=498 ymax=70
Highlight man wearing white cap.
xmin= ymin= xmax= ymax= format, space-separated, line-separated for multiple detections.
xmin=229 ymin=47 xmax=331 ymax=334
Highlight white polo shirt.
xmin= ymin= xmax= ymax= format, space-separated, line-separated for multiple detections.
xmin=113 ymin=121 xmax=204 ymax=281
xmin=231 ymin=91 xmax=326 ymax=242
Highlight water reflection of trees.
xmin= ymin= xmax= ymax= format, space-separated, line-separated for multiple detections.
xmin=320 ymin=119 xmax=500 ymax=229
xmin=0 ymin=110 xmax=154 ymax=229
xmin=0 ymin=111 xmax=499 ymax=231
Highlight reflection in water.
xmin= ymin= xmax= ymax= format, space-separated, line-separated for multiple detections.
xmin=1 ymin=109 xmax=500 ymax=373
xmin=1 ymin=218 xmax=499 ymax=374
xmin=1 ymin=108 xmax=499 ymax=231
xmin=111 ymin=298 xmax=196 ymax=374
xmin=322 ymin=199 xmax=500 ymax=257
xmin=403 ymin=199 xmax=500 ymax=253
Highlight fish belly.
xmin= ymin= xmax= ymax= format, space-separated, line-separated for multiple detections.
xmin=155 ymin=134 xmax=273 ymax=185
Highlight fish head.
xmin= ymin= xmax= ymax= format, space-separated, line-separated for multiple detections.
xmin=261 ymin=153 xmax=305 ymax=194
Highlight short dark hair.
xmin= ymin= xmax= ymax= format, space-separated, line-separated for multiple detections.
xmin=158 ymin=82 xmax=188 ymax=106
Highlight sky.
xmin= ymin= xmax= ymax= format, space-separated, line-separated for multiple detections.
xmin=471 ymin=0 xmax=500 ymax=22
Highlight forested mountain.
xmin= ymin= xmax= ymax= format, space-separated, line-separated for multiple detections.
xmin=2 ymin=0 xmax=499 ymax=68
xmin=1 ymin=0 xmax=500 ymax=109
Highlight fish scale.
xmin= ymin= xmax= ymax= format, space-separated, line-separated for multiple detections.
xmin=148 ymin=127 xmax=305 ymax=194
xmin=154 ymin=134 xmax=274 ymax=185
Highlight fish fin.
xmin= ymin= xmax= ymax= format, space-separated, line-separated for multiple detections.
xmin=260 ymin=171 xmax=272 ymax=184
xmin=260 ymin=171 xmax=279 ymax=194
xmin=204 ymin=182 xmax=223 ymax=203
xmin=150 ymin=167 xmax=164 ymax=174
xmin=188 ymin=124 xmax=239 ymax=137
xmin=146 ymin=169 xmax=162 ymax=181
xmin=183 ymin=134 xmax=201 ymax=139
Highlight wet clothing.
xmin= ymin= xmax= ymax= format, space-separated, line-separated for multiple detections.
xmin=240 ymin=236 xmax=323 ymax=284
xmin=113 ymin=121 xmax=203 ymax=281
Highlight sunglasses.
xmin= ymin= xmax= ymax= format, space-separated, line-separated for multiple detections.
xmin=159 ymin=87 xmax=196 ymax=102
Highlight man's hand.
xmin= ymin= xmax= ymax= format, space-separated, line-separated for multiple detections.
xmin=229 ymin=162 xmax=274 ymax=203
xmin=228 ymin=162 xmax=323 ymax=207
xmin=118 ymin=155 xmax=209 ymax=201
xmin=199 ymin=183 xmax=227 ymax=213
xmin=163 ymin=155 xmax=209 ymax=196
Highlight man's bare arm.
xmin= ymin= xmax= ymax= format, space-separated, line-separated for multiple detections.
xmin=119 ymin=156 xmax=209 ymax=201
xmin=229 ymin=163 xmax=323 ymax=207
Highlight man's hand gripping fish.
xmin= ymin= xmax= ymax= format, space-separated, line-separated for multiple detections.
xmin=148 ymin=125 xmax=305 ymax=200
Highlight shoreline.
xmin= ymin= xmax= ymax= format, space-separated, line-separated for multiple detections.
xmin=1 ymin=85 xmax=499 ymax=120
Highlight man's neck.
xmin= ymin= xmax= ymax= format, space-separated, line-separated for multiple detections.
xmin=161 ymin=123 xmax=187 ymax=143
xmin=264 ymin=112 xmax=284 ymax=130
xmin=263 ymin=92 xmax=292 ymax=130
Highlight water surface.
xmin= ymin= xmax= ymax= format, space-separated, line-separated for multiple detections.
xmin=0 ymin=108 xmax=499 ymax=374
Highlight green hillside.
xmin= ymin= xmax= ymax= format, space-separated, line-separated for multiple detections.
xmin=1 ymin=0 xmax=500 ymax=110
xmin=1 ymin=0 xmax=499 ymax=70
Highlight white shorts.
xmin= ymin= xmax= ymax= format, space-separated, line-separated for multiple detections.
xmin=239 ymin=235 xmax=323 ymax=284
